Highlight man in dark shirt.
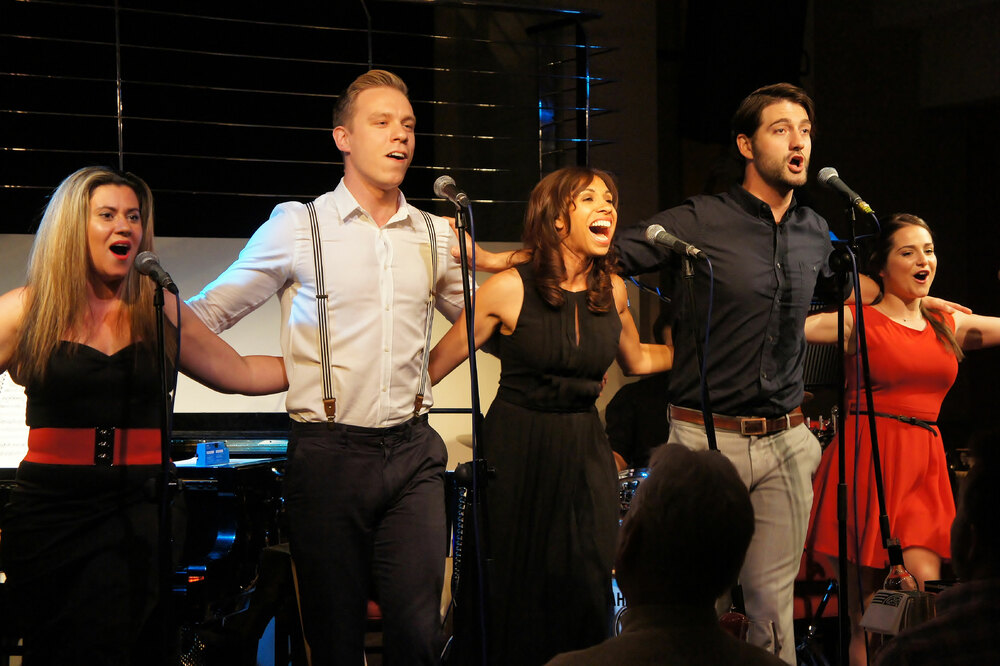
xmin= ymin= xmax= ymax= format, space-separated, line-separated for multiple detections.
xmin=611 ymin=83 xmax=853 ymax=664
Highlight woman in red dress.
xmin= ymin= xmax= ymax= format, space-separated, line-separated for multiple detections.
xmin=804 ymin=213 xmax=1000 ymax=665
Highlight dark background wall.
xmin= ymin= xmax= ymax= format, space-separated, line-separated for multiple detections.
xmin=3 ymin=0 xmax=999 ymax=446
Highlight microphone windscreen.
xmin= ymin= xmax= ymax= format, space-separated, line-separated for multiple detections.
xmin=134 ymin=251 xmax=159 ymax=275
xmin=644 ymin=224 xmax=665 ymax=243
xmin=433 ymin=174 xmax=456 ymax=198
xmin=817 ymin=167 xmax=839 ymax=185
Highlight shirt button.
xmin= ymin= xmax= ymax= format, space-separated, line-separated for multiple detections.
xmin=776 ymin=262 xmax=782 ymax=269
xmin=762 ymin=372 xmax=768 ymax=379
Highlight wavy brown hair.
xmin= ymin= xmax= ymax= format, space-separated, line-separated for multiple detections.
xmin=869 ymin=213 xmax=964 ymax=361
xmin=12 ymin=166 xmax=164 ymax=385
xmin=522 ymin=166 xmax=619 ymax=313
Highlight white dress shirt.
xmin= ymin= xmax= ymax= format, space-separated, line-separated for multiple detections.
xmin=187 ymin=180 xmax=467 ymax=427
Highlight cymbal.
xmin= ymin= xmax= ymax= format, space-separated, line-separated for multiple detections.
xmin=803 ymin=391 xmax=814 ymax=404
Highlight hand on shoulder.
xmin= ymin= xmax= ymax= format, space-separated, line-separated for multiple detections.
xmin=923 ymin=295 xmax=972 ymax=315
xmin=0 ymin=287 xmax=30 ymax=372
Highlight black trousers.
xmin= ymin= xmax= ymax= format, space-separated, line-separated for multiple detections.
xmin=0 ymin=463 xmax=180 ymax=665
xmin=284 ymin=416 xmax=448 ymax=665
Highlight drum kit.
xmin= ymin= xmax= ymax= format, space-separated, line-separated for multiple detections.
xmin=612 ymin=466 xmax=649 ymax=635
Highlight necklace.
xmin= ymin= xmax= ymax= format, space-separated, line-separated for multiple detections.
xmin=878 ymin=306 xmax=920 ymax=326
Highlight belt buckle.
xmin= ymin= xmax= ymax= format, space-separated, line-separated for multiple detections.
xmin=94 ymin=426 xmax=115 ymax=466
xmin=740 ymin=417 xmax=767 ymax=436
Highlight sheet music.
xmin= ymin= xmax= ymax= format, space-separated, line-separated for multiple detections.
xmin=0 ymin=371 xmax=29 ymax=468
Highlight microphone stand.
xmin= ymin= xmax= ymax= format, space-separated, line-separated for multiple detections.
xmin=680 ymin=255 xmax=718 ymax=451
xmin=448 ymin=203 xmax=492 ymax=666
xmin=828 ymin=235 xmax=853 ymax=666
xmin=828 ymin=206 xmax=896 ymax=666
xmin=153 ymin=284 xmax=178 ymax=664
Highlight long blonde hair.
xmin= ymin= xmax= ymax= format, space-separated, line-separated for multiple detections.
xmin=13 ymin=166 xmax=161 ymax=384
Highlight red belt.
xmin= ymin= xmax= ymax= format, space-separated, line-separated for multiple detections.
xmin=25 ymin=427 xmax=162 ymax=466
xmin=669 ymin=405 xmax=804 ymax=436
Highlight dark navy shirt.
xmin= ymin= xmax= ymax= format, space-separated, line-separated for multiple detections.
xmin=616 ymin=185 xmax=842 ymax=417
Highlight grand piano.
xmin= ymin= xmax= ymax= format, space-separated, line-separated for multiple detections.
xmin=170 ymin=412 xmax=301 ymax=663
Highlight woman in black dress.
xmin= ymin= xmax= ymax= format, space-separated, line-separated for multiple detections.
xmin=0 ymin=166 xmax=288 ymax=664
xmin=430 ymin=166 xmax=672 ymax=664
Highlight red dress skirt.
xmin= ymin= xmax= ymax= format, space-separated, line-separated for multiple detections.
xmin=808 ymin=306 xmax=958 ymax=568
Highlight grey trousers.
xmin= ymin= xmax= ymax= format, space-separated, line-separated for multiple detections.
xmin=668 ymin=416 xmax=822 ymax=665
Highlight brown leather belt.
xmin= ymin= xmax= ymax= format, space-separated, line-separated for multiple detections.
xmin=669 ymin=405 xmax=804 ymax=437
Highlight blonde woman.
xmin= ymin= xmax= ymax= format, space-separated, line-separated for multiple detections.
xmin=0 ymin=166 xmax=286 ymax=664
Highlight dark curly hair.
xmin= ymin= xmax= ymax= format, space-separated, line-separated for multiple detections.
xmin=521 ymin=166 xmax=620 ymax=314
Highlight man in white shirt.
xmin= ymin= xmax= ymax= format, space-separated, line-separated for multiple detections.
xmin=187 ymin=69 xmax=467 ymax=664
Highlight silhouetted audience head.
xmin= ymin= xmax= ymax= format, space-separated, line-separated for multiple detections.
xmin=615 ymin=443 xmax=754 ymax=606
xmin=951 ymin=432 xmax=1000 ymax=580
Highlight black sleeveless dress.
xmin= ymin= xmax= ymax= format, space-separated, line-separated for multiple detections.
xmin=0 ymin=342 xmax=174 ymax=664
xmin=484 ymin=264 xmax=621 ymax=665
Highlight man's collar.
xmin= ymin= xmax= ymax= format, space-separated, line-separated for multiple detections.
xmin=333 ymin=179 xmax=411 ymax=226
xmin=728 ymin=184 xmax=798 ymax=222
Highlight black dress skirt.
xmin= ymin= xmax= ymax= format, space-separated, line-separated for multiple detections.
xmin=483 ymin=264 xmax=621 ymax=665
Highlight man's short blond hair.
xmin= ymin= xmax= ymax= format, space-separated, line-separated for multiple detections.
xmin=332 ymin=69 xmax=409 ymax=130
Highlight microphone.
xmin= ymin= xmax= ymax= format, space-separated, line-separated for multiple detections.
xmin=644 ymin=224 xmax=706 ymax=260
xmin=134 ymin=251 xmax=179 ymax=295
xmin=433 ymin=175 xmax=470 ymax=208
xmin=817 ymin=167 xmax=875 ymax=215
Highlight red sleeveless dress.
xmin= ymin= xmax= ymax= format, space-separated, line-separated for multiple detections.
xmin=808 ymin=305 xmax=958 ymax=567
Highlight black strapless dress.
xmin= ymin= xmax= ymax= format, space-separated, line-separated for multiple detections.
xmin=0 ymin=342 xmax=177 ymax=664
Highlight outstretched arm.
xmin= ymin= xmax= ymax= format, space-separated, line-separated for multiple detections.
xmin=447 ymin=217 xmax=531 ymax=273
xmin=429 ymin=268 xmax=522 ymax=384
xmin=804 ymin=310 xmax=838 ymax=345
xmin=613 ymin=276 xmax=673 ymax=375
xmin=0 ymin=287 xmax=27 ymax=375
xmin=169 ymin=294 xmax=288 ymax=395
xmin=850 ymin=274 xmax=882 ymax=305
xmin=952 ymin=311 xmax=1000 ymax=350
xmin=804 ymin=307 xmax=856 ymax=352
